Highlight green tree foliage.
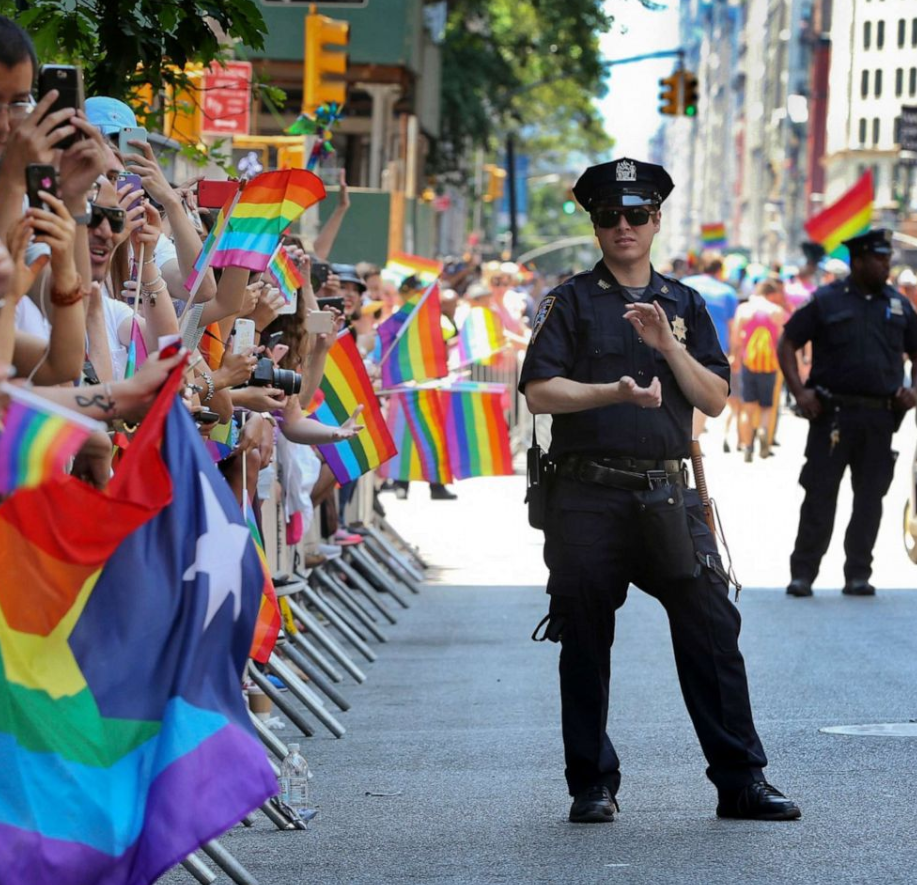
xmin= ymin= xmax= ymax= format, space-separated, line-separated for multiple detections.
xmin=0 ymin=0 xmax=267 ymax=102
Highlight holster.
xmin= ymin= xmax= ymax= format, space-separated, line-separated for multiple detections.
xmin=633 ymin=482 xmax=699 ymax=581
xmin=525 ymin=416 xmax=553 ymax=530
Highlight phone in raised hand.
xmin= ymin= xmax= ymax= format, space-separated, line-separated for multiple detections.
xmin=232 ymin=318 xmax=256 ymax=355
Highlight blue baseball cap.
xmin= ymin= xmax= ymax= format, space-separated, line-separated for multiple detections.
xmin=85 ymin=96 xmax=137 ymax=136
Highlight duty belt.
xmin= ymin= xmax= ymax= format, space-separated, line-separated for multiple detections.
xmin=558 ymin=454 xmax=688 ymax=491
xmin=816 ymin=389 xmax=894 ymax=411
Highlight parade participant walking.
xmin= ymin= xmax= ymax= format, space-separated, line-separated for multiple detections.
xmin=779 ymin=230 xmax=917 ymax=598
xmin=520 ymin=157 xmax=800 ymax=824
xmin=732 ymin=278 xmax=787 ymax=461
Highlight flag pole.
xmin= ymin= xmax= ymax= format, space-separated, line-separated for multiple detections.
xmin=180 ymin=184 xmax=246 ymax=320
xmin=378 ymin=279 xmax=439 ymax=368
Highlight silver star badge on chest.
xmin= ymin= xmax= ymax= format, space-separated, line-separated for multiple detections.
xmin=671 ymin=315 xmax=687 ymax=344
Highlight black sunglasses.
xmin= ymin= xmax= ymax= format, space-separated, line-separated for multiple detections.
xmin=593 ymin=208 xmax=655 ymax=229
xmin=89 ymin=204 xmax=126 ymax=234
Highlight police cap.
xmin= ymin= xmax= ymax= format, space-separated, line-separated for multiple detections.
xmin=573 ymin=157 xmax=675 ymax=214
xmin=842 ymin=229 xmax=894 ymax=258
xmin=800 ymin=241 xmax=826 ymax=265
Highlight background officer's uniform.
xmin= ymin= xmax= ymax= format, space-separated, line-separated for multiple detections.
xmin=784 ymin=230 xmax=917 ymax=590
xmin=520 ymin=169 xmax=770 ymax=801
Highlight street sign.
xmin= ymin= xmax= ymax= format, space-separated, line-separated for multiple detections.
xmin=899 ymin=105 xmax=917 ymax=163
xmin=201 ymin=61 xmax=253 ymax=137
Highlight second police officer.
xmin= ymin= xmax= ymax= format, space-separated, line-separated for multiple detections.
xmin=520 ymin=158 xmax=801 ymax=824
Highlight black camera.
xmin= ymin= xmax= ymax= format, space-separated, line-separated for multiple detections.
xmin=249 ymin=357 xmax=302 ymax=396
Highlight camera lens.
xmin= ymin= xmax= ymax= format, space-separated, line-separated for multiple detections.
xmin=273 ymin=368 xmax=302 ymax=396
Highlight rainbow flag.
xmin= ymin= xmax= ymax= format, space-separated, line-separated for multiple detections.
xmin=186 ymin=170 xmax=326 ymax=286
xmin=805 ymin=170 xmax=874 ymax=258
xmin=0 ymin=384 xmax=103 ymax=496
xmin=244 ymin=498 xmax=281 ymax=664
xmin=378 ymin=282 xmax=448 ymax=388
xmin=384 ymin=251 xmax=442 ymax=288
xmin=124 ymin=317 xmax=148 ymax=379
xmin=457 ymin=306 xmax=505 ymax=366
xmin=184 ymin=192 xmax=234 ymax=294
xmin=0 ymin=366 xmax=276 ymax=885
xmin=312 ymin=332 xmax=397 ymax=484
xmin=267 ymin=244 xmax=304 ymax=305
xmin=441 ymin=382 xmax=514 ymax=479
xmin=379 ymin=389 xmax=452 ymax=484
xmin=701 ymin=222 xmax=727 ymax=249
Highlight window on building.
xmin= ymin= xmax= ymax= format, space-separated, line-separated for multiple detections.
xmin=862 ymin=69 xmax=870 ymax=97
xmin=875 ymin=68 xmax=883 ymax=97
xmin=864 ymin=20 xmax=872 ymax=48
xmin=859 ymin=118 xmax=867 ymax=145
xmin=877 ymin=20 xmax=885 ymax=48
xmin=911 ymin=67 xmax=917 ymax=96
xmin=899 ymin=18 xmax=906 ymax=47
xmin=897 ymin=68 xmax=904 ymax=96
xmin=873 ymin=117 xmax=880 ymax=145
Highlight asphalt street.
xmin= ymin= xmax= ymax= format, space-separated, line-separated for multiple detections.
xmin=163 ymin=410 xmax=917 ymax=885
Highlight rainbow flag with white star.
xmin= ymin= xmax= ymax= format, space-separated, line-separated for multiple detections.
xmin=0 ymin=365 xmax=276 ymax=885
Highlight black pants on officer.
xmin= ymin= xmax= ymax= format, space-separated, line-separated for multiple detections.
xmin=790 ymin=407 xmax=897 ymax=583
xmin=540 ymin=476 xmax=767 ymax=798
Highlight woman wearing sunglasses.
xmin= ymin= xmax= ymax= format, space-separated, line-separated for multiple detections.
xmin=519 ymin=157 xmax=800 ymax=825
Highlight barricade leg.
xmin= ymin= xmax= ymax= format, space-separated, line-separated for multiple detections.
xmin=301 ymin=574 xmax=388 ymax=643
xmin=331 ymin=558 xmax=400 ymax=625
xmin=246 ymin=663 xmax=316 ymax=737
xmin=376 ymin=514 xmax=430 ymax=570
xmin=291 ymin=631 xmax=346 ymax=684
xmin=200 ymin=840 xmax=259 ymax=885
xmin=268 ymin=652 xmax=346 ymax=738
xmin=363 ymin=524 xmax=425 ymax=585
xmin=181 ymin=853 xmax=216 ymax=883
xmin=290 ymin=599 xmax=366 ymax=682
xmin=278 ymin=641 xmax=351 ymax=711
xmin=248 ymin=708 xmax=290 ymax=763
xmin=362 ymin=534 xmax=423 ymax=596
xmin=290 ymin=587 xmax=377 ymax=662
xmin=347 ymin=546 xmax=411 ymax=610
xmin=315 ymin=565 xmax=395 ymax=631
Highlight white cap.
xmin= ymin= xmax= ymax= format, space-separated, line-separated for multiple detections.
xmin=824 ymin=258 xmax=850 ymax=278
xmin=898 ymin=268 xmax=917 ymax=287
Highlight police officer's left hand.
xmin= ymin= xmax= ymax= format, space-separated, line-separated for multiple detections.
xmin=893 ymin=387 xmax=917 ymax=411
xmin=623 ymin=301 xmax=678 ymax=355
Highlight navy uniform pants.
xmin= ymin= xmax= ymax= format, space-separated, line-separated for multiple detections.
xmin=790 ymin=407 xmax=897 ymax=583
xmin=541 ymin=476 xmax=767 ymax=798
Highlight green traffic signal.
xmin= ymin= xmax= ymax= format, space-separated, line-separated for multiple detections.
xmin=562 ymin=200 xmax=576 ymax=215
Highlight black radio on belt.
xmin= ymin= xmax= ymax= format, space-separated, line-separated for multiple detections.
xmin=525 ymin=417 xmax=552 ymax=530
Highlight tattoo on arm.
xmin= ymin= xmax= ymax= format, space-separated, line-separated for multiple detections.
xmin=75 ymin=393 xmax=115 ymax=413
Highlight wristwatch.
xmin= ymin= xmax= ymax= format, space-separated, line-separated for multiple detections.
xmin=72 ymin=201 xmax=92 ymax=225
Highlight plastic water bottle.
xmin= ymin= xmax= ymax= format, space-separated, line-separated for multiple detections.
xmin=279 ymin=744 xmax=311 ymax=819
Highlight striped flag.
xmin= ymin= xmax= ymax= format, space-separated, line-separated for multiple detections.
xmin=457 ymin=306 xmax=505 ymax=366
xmin=700 ymin=222 xmax=727 ymax=249
xmin=379 ymin=389 xmax=453 ymax=484
xmin=266 ymin=244 xmax=304 ymax=304
xmin=441 ymin=382 xmax=514 ymax=479
xmin=244 ymin=498 xmax=281 ymax=664
xmin=311 ymin=332 xmax=397 ymax=484
xmin=384 ymin=251 xmax=442 ymax=288
xmin=378 ymin=282 xmax=448 ymax=388
xmin=804 ymin=170 xmax=874 ymax=259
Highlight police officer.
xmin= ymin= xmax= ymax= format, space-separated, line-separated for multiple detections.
xmin=520 ymin=158 xmax=800 ymax=824
xmin=778 ymin=229 xmax=917 ymax=598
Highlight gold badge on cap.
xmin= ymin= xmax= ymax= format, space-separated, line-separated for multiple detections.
xmin=671 ymin=315 xmax=687 ymax=344
xmin=616 ymin=159 xmax=637 ymax=182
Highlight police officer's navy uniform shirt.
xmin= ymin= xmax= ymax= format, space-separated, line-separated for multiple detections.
xmin=519 ymin=260 xmax=729 ymax=461
xmin=783 ymin=279 xmax=917 ymax=397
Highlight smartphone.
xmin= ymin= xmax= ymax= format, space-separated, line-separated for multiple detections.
xmin=310 ymin=260 xmax=330 ymax=290
xmin=26 ymin=164 xmax=59 ymax=210
xmin=263 ymin=331 xmax=284 ymax=351
xmin=316 ymin=295 xmax=345 ymax=314
xmin=232 ymin=318 xmax=256 ymax=355
xmin=118 ymin=126 xmax=148 ymax=156
xmin=37 ymin=65 xmax=84 ymax=150
xmin=117 ymin=172 xmax=143 ymax=212
xmin=278 ymin=289 xmax=298 ymax=316
xmin=198 ymin=179 xmax=241 ymax=210
xmin=305 ymin=310 xmax=335 ymax=334
xmin=194 ymin=409 xmax=221 ymax=424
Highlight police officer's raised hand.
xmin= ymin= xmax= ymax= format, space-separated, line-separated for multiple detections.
xmin=795 ymin=388 xmax=822 ymax=420
xmin=617 ymin=375 xmax=662 ymax=408
xmin=623 ymin=301 xmax=678 ymax=354
xmin=894 ymin=386 xmax=917 ymax=412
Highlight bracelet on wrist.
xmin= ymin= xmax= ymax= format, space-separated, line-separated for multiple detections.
xmin=199 ymin=371 xmax=215 ymax=404
xmin=50 ymin=274 xmax=84 ymax=307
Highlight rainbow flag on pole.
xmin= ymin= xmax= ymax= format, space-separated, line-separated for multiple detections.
xmin=384 ymin=251 xmax=442 ymax=287
xmin=804 ymin=170 xmax=874 ymax=258
xmin=0 ymin=384 xmax=103 ymax=496
xmin=441 ymin=382 xmax=514 ymax=479
xmin=457 ymin=306 xmax=505 ymax=366
xmin=311 ymin=332 xmax=397 ymax=484
xmin=379 ymin=389 xmax=453 ymax=484
xmin=244 ymin=498 xmax=281 ymax=664
xmin=266 ymin=244 xmax=304 ymax=305
xmin=378 ymin=282 xmax=449 ymax=388
xmin=700 ymin=222 xmax=727 ymax=249
xmin=0 ymin=367 xmax=276 ymax=885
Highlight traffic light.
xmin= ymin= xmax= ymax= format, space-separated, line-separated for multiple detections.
xmin=483 ymin=164 xmax=506 ymax=202
xmin=304 ymin=11 xmax=349 ymax=114
xmin=562 ymin=200 xmax=576 ymax=215
xmin=683 ymin=72 xmax=699 ymax=117
xmin=659 ymin=73 xmax=680 ymax=116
